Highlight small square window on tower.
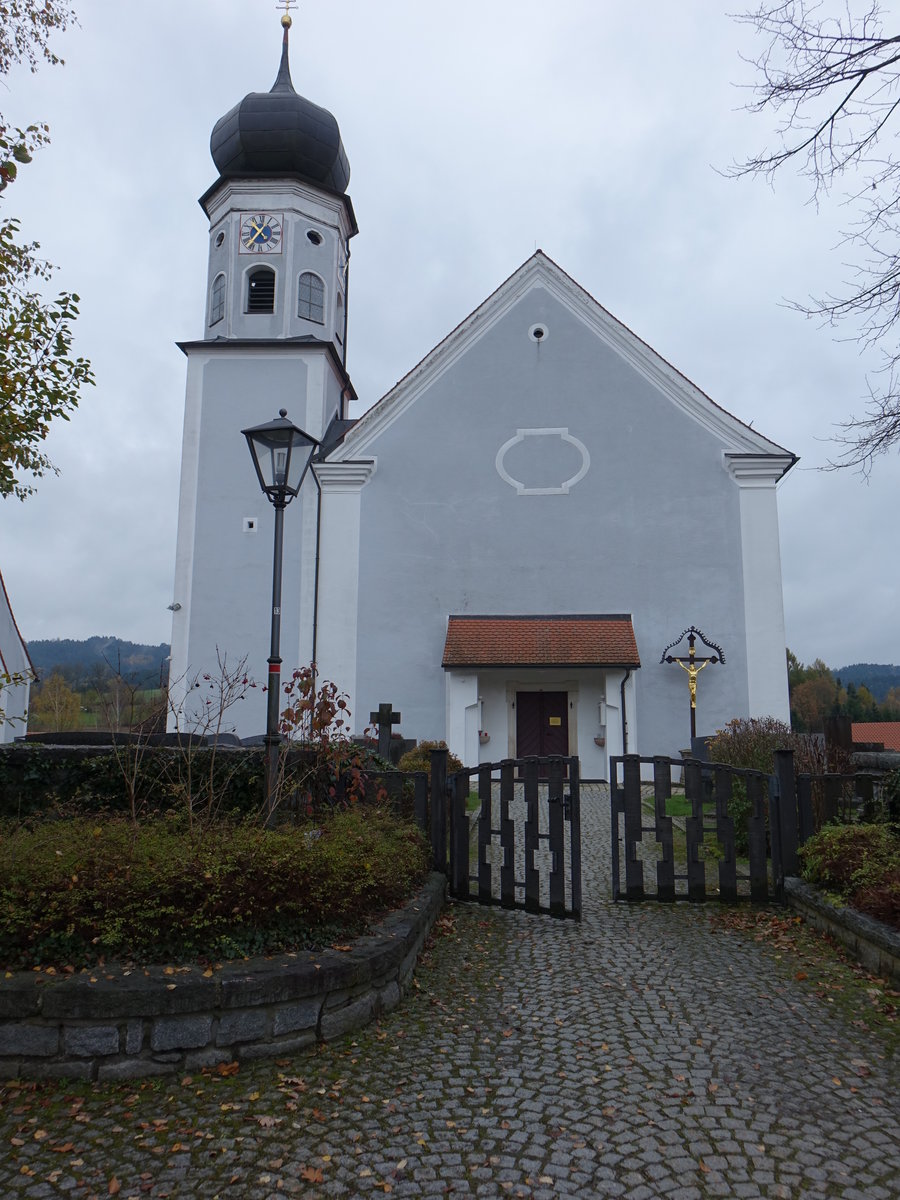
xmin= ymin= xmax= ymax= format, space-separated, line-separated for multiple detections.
xmin=242 ymin=517 xmax=258 ymax=533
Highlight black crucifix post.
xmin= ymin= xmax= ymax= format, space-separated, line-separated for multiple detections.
xmin=660 ymin=626 xmax=726 ymax=741
xmin=370 ymin=702 xmax=401 ymax=761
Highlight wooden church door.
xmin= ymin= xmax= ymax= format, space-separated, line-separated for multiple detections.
xmin=516 ymin=690 xmax=569 ymax=758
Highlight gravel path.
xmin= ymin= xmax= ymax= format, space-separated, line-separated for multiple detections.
xmin=1 ymin=786 xmax=897 ymax=1198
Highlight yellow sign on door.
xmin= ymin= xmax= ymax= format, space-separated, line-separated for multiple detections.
xmin=549 ymin=716 xmax=562 ymax=727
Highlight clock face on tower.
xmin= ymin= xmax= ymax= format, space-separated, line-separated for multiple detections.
xmin=239 ymin=213 xmax=283 ymax=254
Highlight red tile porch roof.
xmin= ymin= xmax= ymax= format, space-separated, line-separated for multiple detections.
xmin=442 ymin=615 xmax=641 ymax=669
xmin=852 ymin=722 xmax=900 ymax=751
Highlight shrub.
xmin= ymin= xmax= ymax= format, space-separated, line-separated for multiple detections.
xmin=799 ymin=823 xmax=900 ymax=929
xmin=883 ymin=768 xmax=900 ymax=824
xmin=397 ymin=740 xmax=464 ymax=778
xmin=0 ymin=810 xmax=429 ymax=968
xmin=707 ymin=717 xmax=834 ymax=855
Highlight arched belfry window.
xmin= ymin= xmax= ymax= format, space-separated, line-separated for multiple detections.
xmin=209 ymin=273 xmax=226 ymax=326
xmin=247 ymin=267 xmax=276 ymax=314
xmin=298 ymin=272 xmax=325 ymax=324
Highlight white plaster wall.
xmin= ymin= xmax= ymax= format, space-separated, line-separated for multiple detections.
xmin=202 ymin=178 xmax=353 ymax=352
xmin=731 ymin=461 xmax=792 ymax=720
xmin=0 ymin=677 xmax=29 ymax=743
xmin=346 ymin=287 xmax=757 ymax=759
xmin=456 ymin=669 xmax=611 ymax=774
xmin=168 ymin=346 xmax=342 ymax=736
xmin=446 ymin=672 xmax=478 ymax=763
xmin=313 ymin=463 xmax=375 ymax=718
xmin=0 ymin=577 xmax=31 ymax=742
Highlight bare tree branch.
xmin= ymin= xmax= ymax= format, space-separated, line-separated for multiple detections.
xmin=733 ymin=2 xmax=900 ymax=469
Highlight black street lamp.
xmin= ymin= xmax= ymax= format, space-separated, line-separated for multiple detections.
xmin=243 ymin=408 xmax=319 ymax=824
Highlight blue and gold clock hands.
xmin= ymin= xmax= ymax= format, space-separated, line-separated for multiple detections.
xmin=247 ymin=218 xmax=270 ymax=246
xmin=240 ymin=213 xmax=283 ymax=254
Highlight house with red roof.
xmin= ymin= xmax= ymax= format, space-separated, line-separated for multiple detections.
xmin=852 ymin=723 xmax=900 ymax=752
xmin=0 ymin=569 xmax=32 ymax=744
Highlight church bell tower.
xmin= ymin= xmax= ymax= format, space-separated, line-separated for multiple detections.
xmin=168 ymin=9 xmax=357 ymax=734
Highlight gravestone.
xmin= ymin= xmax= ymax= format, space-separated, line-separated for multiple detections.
xmin=369 ymin=702 xmax=400 ymax=760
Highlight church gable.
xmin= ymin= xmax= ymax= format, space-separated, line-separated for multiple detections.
xmin=329 ymin=251 xmax=794 ymax=468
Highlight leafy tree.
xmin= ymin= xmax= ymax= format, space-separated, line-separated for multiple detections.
xmin=30 ymin=670 xmax=79 ymax=731
xmin=0 ymin=1 xmax=76 ymax=77
xmin=791 ymin=672 xmax=839 ymax=731
xmin=0 ymin=0 xmax=93 ymax=500
xmin=732 ymin=2 xmax=900 ymax=471
xmin=785 ymin=648 xmax=900 ymax=727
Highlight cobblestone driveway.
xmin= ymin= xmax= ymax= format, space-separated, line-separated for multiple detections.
xmin=1 ymin=787 xmax=897 ymax=1199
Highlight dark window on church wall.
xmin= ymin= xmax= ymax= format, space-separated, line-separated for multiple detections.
xmin=210 ymin=273 xmax=226 ymax=326
xmin=298 ymin=272 xmax=325 ymax=324
xmin=247 ymin=268 xmax=276 ymax=314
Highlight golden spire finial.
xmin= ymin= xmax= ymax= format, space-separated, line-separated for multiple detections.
xmin=278 ymin=0 xmax=296 ymax=28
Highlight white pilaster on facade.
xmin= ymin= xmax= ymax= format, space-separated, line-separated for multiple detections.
xmin=313 ymin=461 xmax=376 ymax=723
xmin=445 ymin=670 xmax=479 ymax=765
xmin=167 ymin=353 xmax=206 ymax=718
xmin=727 ymin=455 xmax=794 ymax=721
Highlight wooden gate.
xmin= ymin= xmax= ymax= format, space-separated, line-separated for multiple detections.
xmin=610 ymin=754 xmax=774 ymax=903
xmin=445 ymin=755 xmax=582 ymax=920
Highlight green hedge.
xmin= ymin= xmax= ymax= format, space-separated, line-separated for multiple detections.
xmin=0 ymin=743 xmax=402 ymax=822
xmin=0 ymin=744 xmax=264 ymax=819
xmin=0 ymin=809 xmax=429 ymax=968
xmin=799 ymin=823 xmax=900 ymax=930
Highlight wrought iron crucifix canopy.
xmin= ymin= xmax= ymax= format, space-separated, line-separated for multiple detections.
xmin=660 ymin=626 xmax=726 ymax=741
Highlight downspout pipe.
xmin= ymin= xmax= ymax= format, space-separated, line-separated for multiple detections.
xmin=310 ymin=464 xmax=323 ymax=684
xmin=620 ymin=669 xmax=633 ymax=754
xmin=342 ymin=244 xmax=350 ymax=367
xmin=310 ymin=386 xmax=354 ymax=676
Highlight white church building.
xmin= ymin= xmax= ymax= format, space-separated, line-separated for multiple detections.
xmin=169 ymin=17 xmax=795 ymax=775
xmin=0 ymin=570 xmax=32 ymax=744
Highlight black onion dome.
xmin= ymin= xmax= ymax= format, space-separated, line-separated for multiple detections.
xmin=210 ymin=26 xmax=350 ymax=196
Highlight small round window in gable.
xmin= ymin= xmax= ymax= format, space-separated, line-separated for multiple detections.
xmin=306 ymin=230 xmax=323 ymax=246
xmin=528 ymin=323 xmax=549 ymax=343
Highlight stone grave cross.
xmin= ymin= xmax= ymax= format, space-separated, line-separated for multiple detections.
xmin=370 ymin=702 xmax=401 ymax=760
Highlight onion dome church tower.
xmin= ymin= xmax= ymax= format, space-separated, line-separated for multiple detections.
xmin=168 ymin=8 xmax=357 ymax=730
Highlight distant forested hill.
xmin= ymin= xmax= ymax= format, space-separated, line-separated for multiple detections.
xmin=27 ymin=638 xmax=170 ymax=687
xmin=833 ymin=663 xmax=900 ymax=703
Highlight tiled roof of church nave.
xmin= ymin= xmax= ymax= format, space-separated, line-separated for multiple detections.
xmin=442 ymin=614 xmax=641 ymax=669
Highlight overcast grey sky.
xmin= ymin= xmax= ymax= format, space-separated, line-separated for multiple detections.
xmin=1 ymin=0 xmax=897 ymax=671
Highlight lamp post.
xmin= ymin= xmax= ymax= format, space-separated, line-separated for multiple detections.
xmin=243 ymin=409 xmax=319 ymax=825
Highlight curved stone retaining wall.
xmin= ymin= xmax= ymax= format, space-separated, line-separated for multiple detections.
xmin=785 ymin=877 xmax=899 ymax=985
xmin=0 ymin=874 xmax=445 ymax=1081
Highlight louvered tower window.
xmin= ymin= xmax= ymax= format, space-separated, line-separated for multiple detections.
xmin=247 ymin=267 xmax=276 ymax=313
xmin=298 ymin=272 xmax=325 ymax=324
xmin=210 ymin=273 xmax=226 ymax=326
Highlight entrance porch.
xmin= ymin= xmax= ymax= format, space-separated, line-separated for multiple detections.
xmin=441 ymin=614 xmax=641 ymax=775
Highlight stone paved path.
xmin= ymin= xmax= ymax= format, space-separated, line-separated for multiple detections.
xmin=1 ymin=787 xmax=897 ymax=1199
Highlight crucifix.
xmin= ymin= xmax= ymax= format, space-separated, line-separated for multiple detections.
xmin=370 ymin=702 xmax=401 ymax=760
xmin=660 ymin=626 xmax=726 ymax=740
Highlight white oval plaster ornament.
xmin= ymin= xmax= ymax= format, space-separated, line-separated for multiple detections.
xmin=495 ymin=428 xmax=591 ymax=496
